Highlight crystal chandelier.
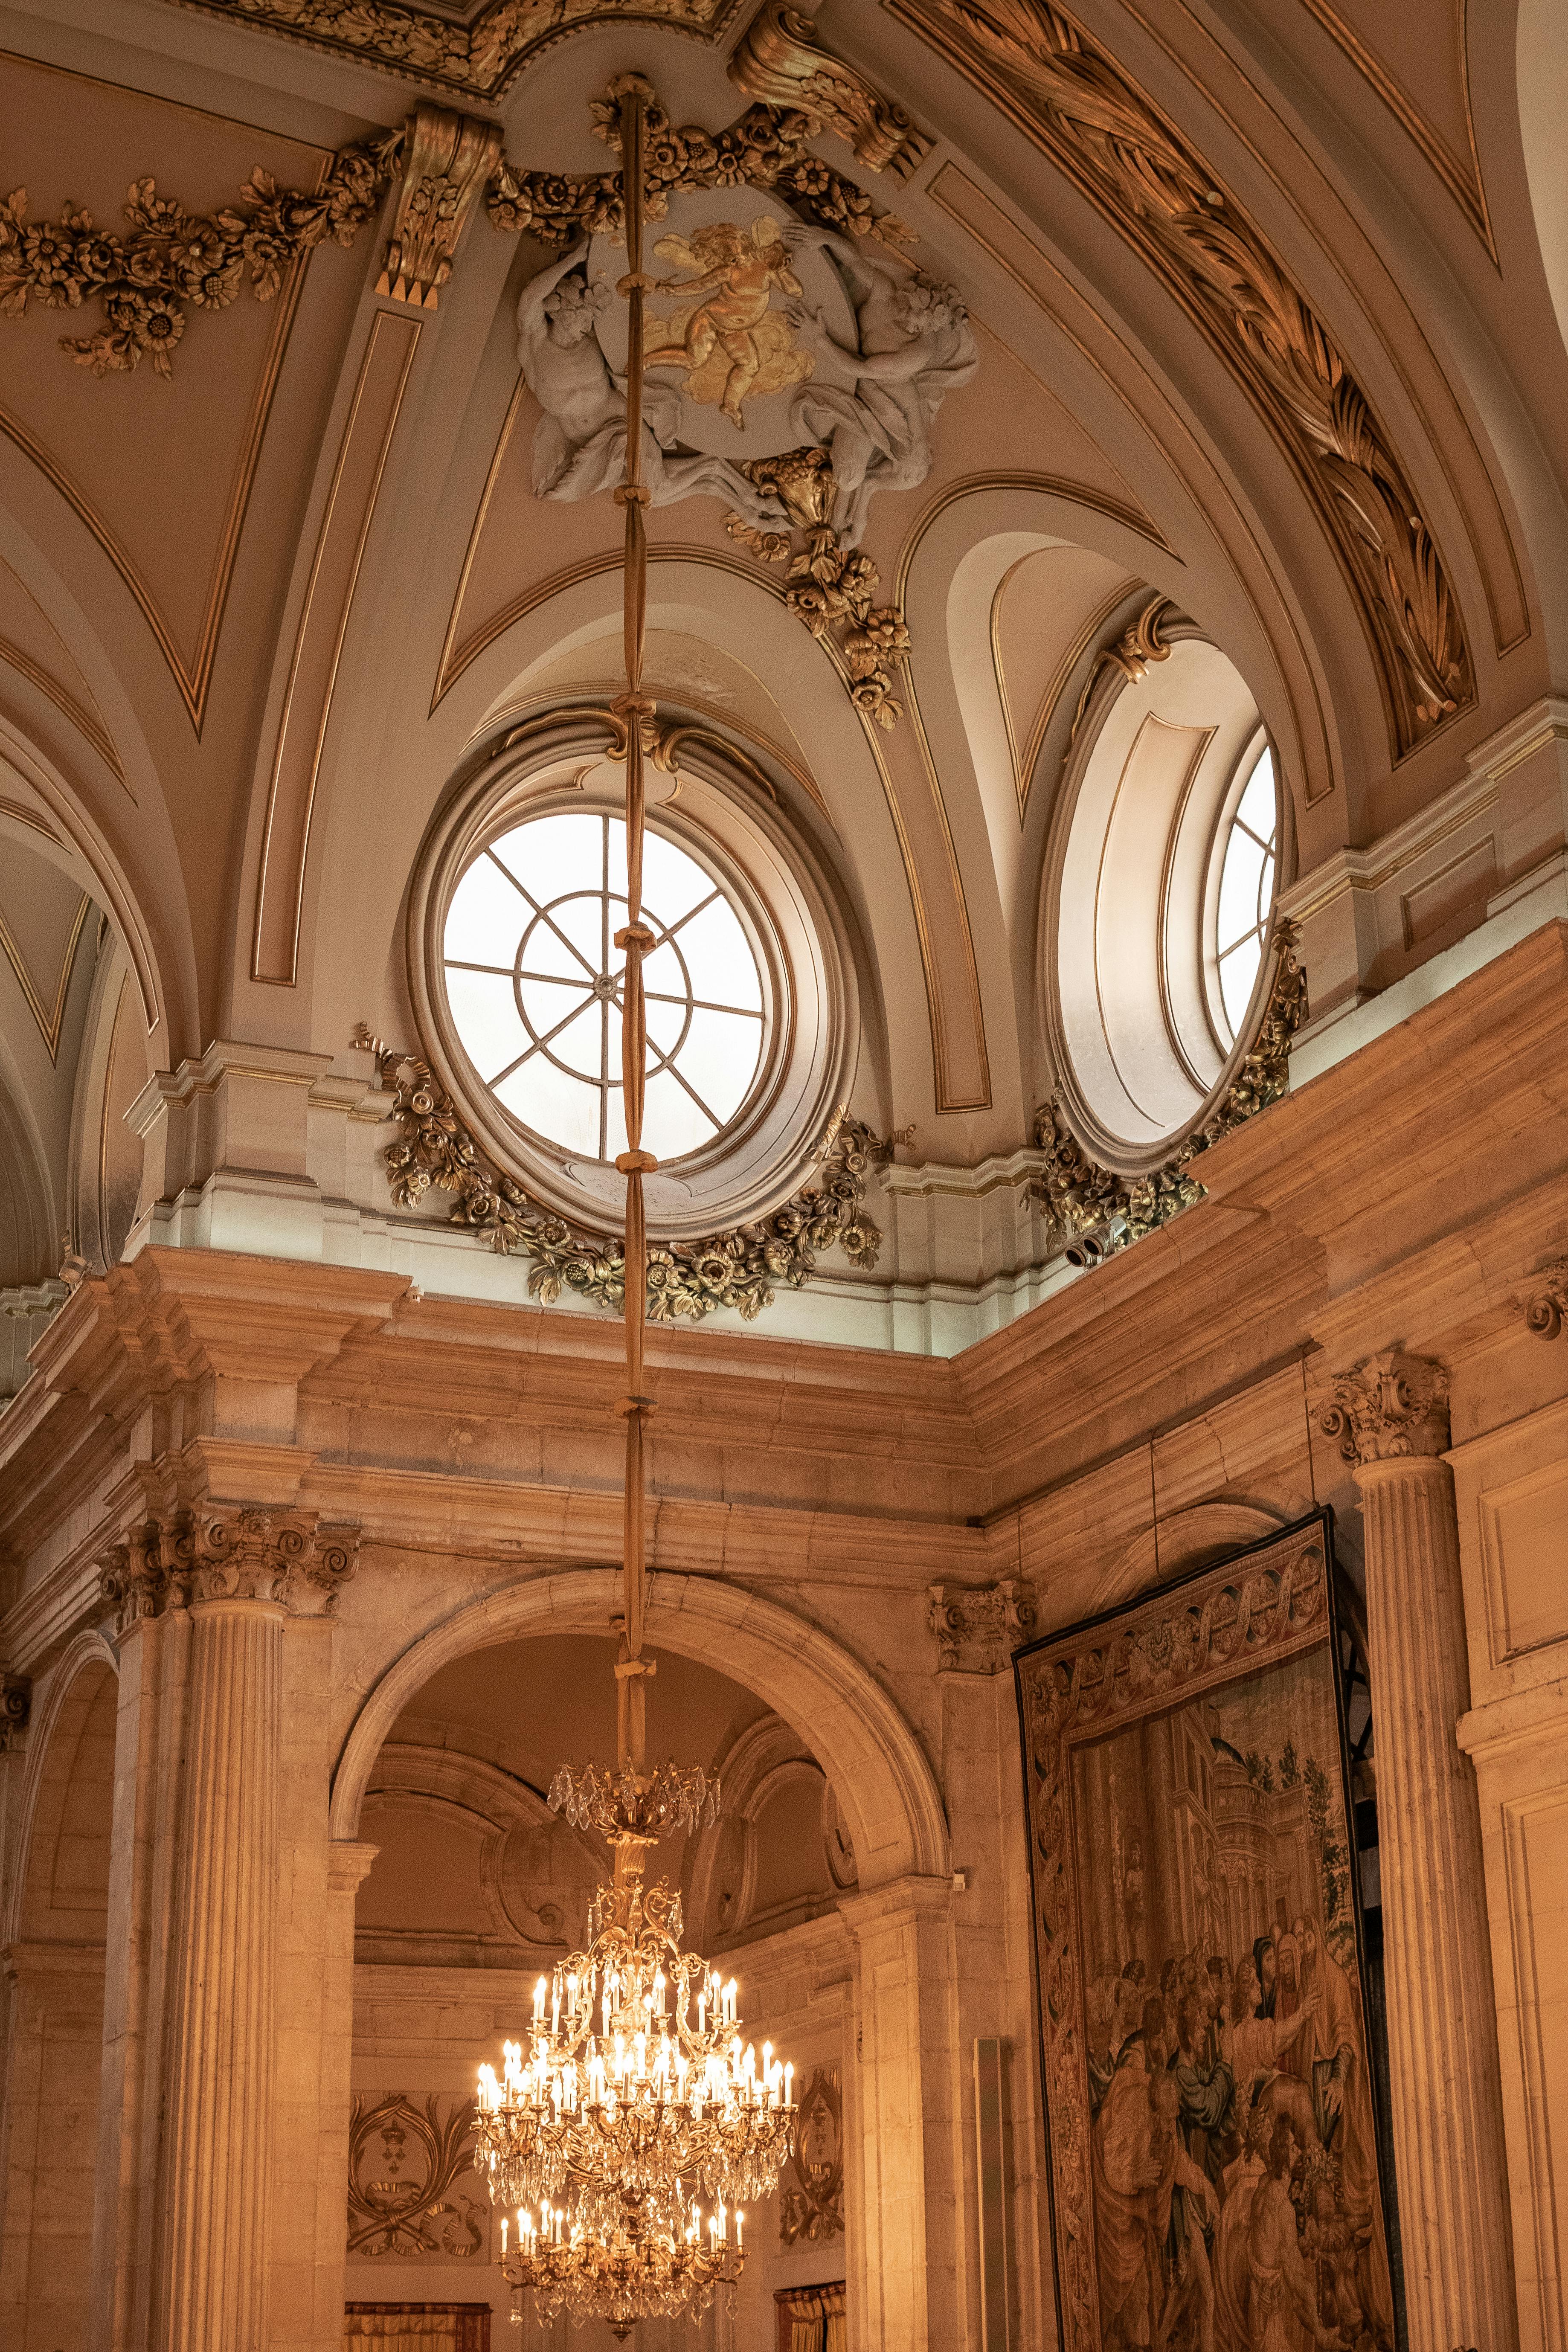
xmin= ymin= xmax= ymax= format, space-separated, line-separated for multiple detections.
xmin=473 ymin=73 xmax=797 ymax=2340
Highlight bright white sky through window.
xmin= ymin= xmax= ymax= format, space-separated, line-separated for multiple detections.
xmin=1216 ymin=749 xmax=1277 ymax=1040
xmin=442 ymin=812 xmax=764 ymax=1164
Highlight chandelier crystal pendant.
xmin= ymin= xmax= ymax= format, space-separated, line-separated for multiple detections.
xmin=473 ymin=73 xmax=797 ymax=2339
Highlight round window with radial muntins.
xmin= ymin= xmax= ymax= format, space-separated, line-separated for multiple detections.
xmin=441 ymin=810 xmax=764 ymax=1165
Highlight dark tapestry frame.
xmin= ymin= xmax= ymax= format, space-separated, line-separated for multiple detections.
xmin=1013 ymin=1507 xmax=1405 ymax=2352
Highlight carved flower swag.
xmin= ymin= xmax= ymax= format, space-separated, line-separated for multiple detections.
xmin=359 ymin=1035 xmax=887 ymax=1324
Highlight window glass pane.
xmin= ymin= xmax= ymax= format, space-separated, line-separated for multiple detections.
xmin=677 ymin=1007 xmax=762 ymax=1121
xmin=492 ymin=813 xmax=604 ymax=909
xmin=1217 ymin=830 xmax=1266 ymax=951
xmin=674 ymin=895 xmax=763 ymax=1010
xmin=446 ymin=970 xmax=528 ymax=1085
xmin=444 ymin=858 xmax=525 ymax=966
xmin=642 ymin=1067 xmax=716 ymax=1159
xmin=444 ymin=812 xmax=764 ymax=1164
xmin=495 ymin=1057 xmax=600 ymax=1159
xmin=1220 ymin=935 xmax=1263 ymax=1034
xmin=1236 ymin=748 xmax=1275 ymax=839
xmin=642 ymin=830 xmax=713 ymax=927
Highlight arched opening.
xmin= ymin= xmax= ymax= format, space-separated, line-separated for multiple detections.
xmin=332 ymin=1571 xmax=946 ymax=2346
xmin=0 ymin=1642 xmax=117 ymax=2351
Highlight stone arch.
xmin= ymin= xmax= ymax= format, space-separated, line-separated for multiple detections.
xmin=330 ymin=1568 xmax=948 ymax=1893
xmin=0 ymin=1630 xmax=117 ymax=2352
xmin=1098 ymin=1501 xmax=1289 ymax=1617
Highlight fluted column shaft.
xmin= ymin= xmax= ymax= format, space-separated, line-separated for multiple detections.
xmin=154 ymin=1596 xmax=283 ymax=2352
xmin=1355 ymin=1438 xmax=1519 ymax=2350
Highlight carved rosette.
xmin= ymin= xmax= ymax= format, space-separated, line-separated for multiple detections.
xmin=1320 ymin=1350 xmax=1451 ymax=1467
xmin=99 ymin=1508 xmax=361 ymax=1628
xmin=927 ymin=1577 xmax=1035 ymax=1672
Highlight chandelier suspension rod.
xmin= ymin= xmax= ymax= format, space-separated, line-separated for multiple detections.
xmin=613 ymin=77 xmax=656 ymax=1784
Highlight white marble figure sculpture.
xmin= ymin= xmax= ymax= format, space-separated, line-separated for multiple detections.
xmin=784 ymin=226 xmax=978 ymax=547
xmin=516 ymin=238 xmax=788 ymax=518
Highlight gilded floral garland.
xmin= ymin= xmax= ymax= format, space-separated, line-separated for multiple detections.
xmin=726 ymin=453 xmax=911 ymax=731
xmin=1031 ymin=917 xmax=1308 ymax=1258
xmin=485 ymin=91 xmax=912 ymax=250
xmin=0 ymin=131 xmax=403 ymax=377
xmin=368 ymin=1043 xmax=885 ymax=1323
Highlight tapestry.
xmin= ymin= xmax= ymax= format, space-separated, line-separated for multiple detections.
xmin=1016 ymin=1512 xmax=1400 ymax=2352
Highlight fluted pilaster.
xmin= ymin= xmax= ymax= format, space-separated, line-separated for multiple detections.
xmin=155 ymin=1594 xmax=282 ymax=2351
xmin=1325 ymin=1352 xmax=1519 ymax=2352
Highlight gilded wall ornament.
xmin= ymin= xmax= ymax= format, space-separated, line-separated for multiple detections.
xmin=376 ymin=104 xmax=504 ymax=309
xmin=348 ymin=2093 xmax=487 ymax=2261
xmin=1069 ymin=593 xmax=1173 ymax=744
xmin=778 ymin=2066 xmax=844 ymax=2245
xmin=359 ymin=1029 xmax=889 ymax=1323
xmin=1030 ymin=917 xmax=1308 ymax=1260
xmin=728 ymin=1 xmax=933 ymax=180
xmin=157 ymin=0 xmax=735 ymax=102
xmin=726 ymin=499 xmax=912 ymax=730
xmin=0 ymin=130 xmax=403 ymax=376
xmin=1320 ymin=1350 xmax=1451 ymax=1466
xmin=895 ymin=0 xmax=1474 ymax=756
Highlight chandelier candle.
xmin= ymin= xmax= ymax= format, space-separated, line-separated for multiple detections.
xmin=473 ymin=72 xmax=797 ymax=2340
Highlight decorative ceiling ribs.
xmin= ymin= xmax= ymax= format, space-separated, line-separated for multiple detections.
xmin=892 ymin=0 xmax=1475 ymax=760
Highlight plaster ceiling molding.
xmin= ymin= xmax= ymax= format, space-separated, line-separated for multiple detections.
xmin=0 ymin=840 xmax=91 ymax=1064
xmin=0 ymin=556 xmax=124 ymax=791
xmin=1292 ymin=0 xmax=1493 ymax=256
xmin=153 ymin=0 xmax=741 ymax=101
xmin=988 ymin=546 xmax=1138 ymax=819
xmin=0 ymin=58 xmax=394 ymax=732
xmin=890 ymin=0 xmax=1475 ymax=761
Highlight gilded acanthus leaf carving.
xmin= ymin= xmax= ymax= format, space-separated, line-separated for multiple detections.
xmin=726 ymin=476 xmax=912 ymax=730
xmin=375 ymin=104 xmax=503 ymax=310
xmin=0 ymin=130 xmax=404 ymax=376
xmin=896 ymin=0 xmax=1474 ymax=756
xmin=1031 ymin=917 xmax=1308 ymax=1260
xmin=360 ymin=1031 xmax=889 ymax=1324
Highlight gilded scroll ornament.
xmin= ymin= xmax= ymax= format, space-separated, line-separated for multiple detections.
xmin=728 ymin=0 xmax=934 ymax=179
xmin=897 ymin=0 xmax=1474 ymax=756
xmin=360 ymin=1029 xmax=888 ymax=1322
xmin=0 ymin=130 xmax=403 ymax=376
xmin=1069 ymin=594 xmax=1173 ymax=743
xmin=726 ymin=497 xmax=912 ymax=729
xmin=376 ymin=104 xmax=504 ymax=309
xmin=1031 ymin=916 xmax=1308 ymax=1260
xmin=348 ymin=2093 xmax=487 ymax=2261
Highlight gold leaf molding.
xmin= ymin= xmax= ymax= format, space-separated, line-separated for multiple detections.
xmin=893 ymin=0 xmax=1474 ymax=760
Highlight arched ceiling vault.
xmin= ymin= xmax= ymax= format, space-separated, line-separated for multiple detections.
xmin=0 ymin=0 xmax=1559 ymax=1171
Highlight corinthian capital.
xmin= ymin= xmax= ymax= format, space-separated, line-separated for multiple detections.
xmin=99 ymin=1516 xmax=194 ymax=1635
xmin=190 ymin=1508 xmax=360 ymax=1614
xmin=1321 ymin=1350 xmax=1450 ymax=1467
